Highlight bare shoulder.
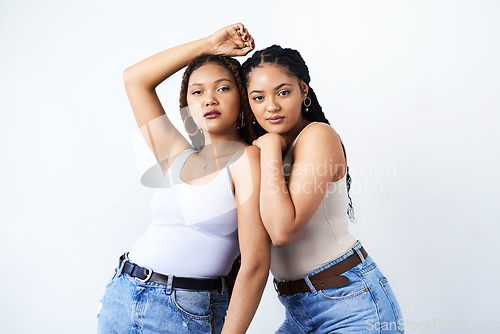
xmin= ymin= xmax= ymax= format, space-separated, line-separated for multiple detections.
xmin=244 ymin=145 xmax=261 ymax=162
xmin=292 ymin=122 xmax=346 ymax=180
xmin=232 ymin=145 xmax=260 ymax=167
xmin=295 ymin=122 xmax=342 ymax=152
xmin=231 ymin=145 xmax=260 ymax=183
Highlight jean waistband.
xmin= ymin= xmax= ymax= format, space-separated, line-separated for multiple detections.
xmin=117 ymin=253 xmax=226 ymax=293
xmin=306 ymin=240 xmax=367 ymax=278
xmin=274 ymin=241 xmax=368 ymax=296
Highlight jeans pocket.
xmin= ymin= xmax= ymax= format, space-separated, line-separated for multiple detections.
xmin=318 ymin=285 xmax=369 ymax=301
xmin=380 ymin=277 xmax=405 ymax=333
xmin=170 ymin=289 xmax=212 ymax=320
xmin=317 ymin=271 xmax=370 ymax=301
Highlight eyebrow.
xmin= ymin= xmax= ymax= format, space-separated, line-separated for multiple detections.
xmin=249 ymin=83 xmax=293 ymax=94
xmin=189 ymin=78 xmax=233 ymax=89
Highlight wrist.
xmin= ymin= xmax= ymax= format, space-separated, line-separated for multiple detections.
xmin=202 ymin=35 xmax=217 ymax=55
xmin=190 ymin=37 xmax=210 ymax=56
xmin=263 ymin=133 xmax=285 ymax=150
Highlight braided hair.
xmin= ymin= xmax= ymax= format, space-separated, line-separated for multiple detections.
xmin=179 ymin=54 xmax=255 ymax=150
xmin=241 ymin=45 xmax=355 ymax=221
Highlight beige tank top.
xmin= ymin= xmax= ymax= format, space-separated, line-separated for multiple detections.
xmin=271 ymin=122 xmax=357 ymax=281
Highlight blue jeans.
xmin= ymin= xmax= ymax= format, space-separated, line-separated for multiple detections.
xmin=275 ymin=242 xmax=404 ymax=334
xmin=97 ymin=268 xmax=228 ymax=333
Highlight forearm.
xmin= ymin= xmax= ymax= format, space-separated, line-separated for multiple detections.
xmin=260 ymin=142 xmax=297 ymax=245
xmin=123 ymin=38 xmax=211 ymax=89
xmin=123 ymin=37 xmax=212 ymax=135
xmin=221 ymin=264 xmax=269 ymax=334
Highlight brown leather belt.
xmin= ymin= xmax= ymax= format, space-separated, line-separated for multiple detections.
xmin=274 ymin=247 xmax=368 ymax=296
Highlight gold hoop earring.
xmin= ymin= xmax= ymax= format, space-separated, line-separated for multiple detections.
xmin=303 ymin=96 xmax=312 ymax=113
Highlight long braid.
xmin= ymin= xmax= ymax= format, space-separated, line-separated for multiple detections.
xmin=179 ymin=54 xmax=255 ymax=150
xmin=242 ymin=45 xmax=355 ymax=221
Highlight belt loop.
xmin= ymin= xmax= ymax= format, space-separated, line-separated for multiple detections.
xmin=355 ymin=247 xmax=366 ymax=265
xmin=220 ymin=277 xmax=226 ymax=296
xmin=304 ymin=275 xmax=318 ymax=295
xmin=165 ymin=275 xmax=174 ymax=295
xmin=117 ymin=260 xmax=125 ymax=277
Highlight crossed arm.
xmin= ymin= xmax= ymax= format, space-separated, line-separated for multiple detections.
xmin=254 ymin=123 xmax=347 ymax=247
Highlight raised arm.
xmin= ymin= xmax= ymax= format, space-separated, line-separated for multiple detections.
xmin=255 ymin=123 xmax=346 ymax=247
xmin=123 ymin=23 xmax=254 ymax=169
xmin=221 ymin=146 xmax=271 ymax=334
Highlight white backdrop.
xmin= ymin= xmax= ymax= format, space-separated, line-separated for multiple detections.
xmin=1 ymin=0 xmax=499 ymax=333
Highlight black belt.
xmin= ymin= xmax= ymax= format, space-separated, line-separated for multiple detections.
xmin=118 ymin=254 xmax=225 ymax=291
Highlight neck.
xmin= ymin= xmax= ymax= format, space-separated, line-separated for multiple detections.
xmin=198 ymin=138 xmax=244 ymax=170
xmin=199 ymin=137 xmax=244 ymax=159
xmin=203 ymin=127 xmax=241 ymax=147
xmin=282 ymin=117 xmax=310 ymax=145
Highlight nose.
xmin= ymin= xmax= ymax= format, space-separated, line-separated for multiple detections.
xmin=204 ymin=92 xmax=218 ymax=107
xmin=266 ymin=97 xmax=280 ymax=113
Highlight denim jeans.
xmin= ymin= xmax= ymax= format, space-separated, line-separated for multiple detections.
xmin=275 ymin=242 xmax=404 ymax=334
xmin=97 ymin=268 xmax=228 ymax=334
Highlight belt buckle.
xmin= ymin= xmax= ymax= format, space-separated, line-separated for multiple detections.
xmin=273 ymin=280 xmax=283 ymax=297
xmin=137 ymin=266 xmax=153 ymax=283
xmin=117 ymin=253 xmax=129 ymax=276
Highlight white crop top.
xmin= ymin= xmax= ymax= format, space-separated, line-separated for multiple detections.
xmin=128 ymin=148 xmax=240 ymax=278
xmin=271 ymin=123 xmax=357 ymax=281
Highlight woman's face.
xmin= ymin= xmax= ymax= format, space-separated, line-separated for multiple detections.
xmin=186 ymin=63 xmax=240 ymax=136
xmin=246 ymin=63 xmax=308 ymax=136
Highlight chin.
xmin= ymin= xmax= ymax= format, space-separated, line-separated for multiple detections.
xmin=262 ymin=123 xmax=289 ymax=135
xmin=206 ymin=123 xmax=237 ymax=135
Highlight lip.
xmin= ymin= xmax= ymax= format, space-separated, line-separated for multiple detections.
xmin=266 ymin=115 xmax=285 ymax=124
xmin=204 ymin=109 xmax=221 ymax=118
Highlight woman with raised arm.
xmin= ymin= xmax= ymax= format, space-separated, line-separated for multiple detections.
xmin=97 ymin=23 xmax=270 ymax=334
xmin=242 ymin=46 xmax=404 ymax=333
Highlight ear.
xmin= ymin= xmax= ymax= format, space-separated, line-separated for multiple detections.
xmin=300 ymin=81 xmax=309 ymax=97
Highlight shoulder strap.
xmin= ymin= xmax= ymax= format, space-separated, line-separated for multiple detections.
xmin=226 ymin=148 xmax=244 ymax=167
xmin=339 ymin=138 xmax=348 ymax=163
xmin=168 ymin=148 xmax=196 ymax=182
xmin=224 ymin=148 xmax=245 ymax=185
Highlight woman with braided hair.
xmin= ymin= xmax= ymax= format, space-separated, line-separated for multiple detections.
xmin=242 ymin=45 xmax=404 ymax=333
xmin=97 ymin=23 xmax=270 ymax=334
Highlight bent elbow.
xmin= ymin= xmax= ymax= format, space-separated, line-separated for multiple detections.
xmin=263 ymin=213 xmax=298 ymax=248
xmin=271 ymin=236 xmax=292 ymax=248
xmin=123 ymin=67 xmax=134 ymax=87
xmin=269 ymin=229 xmax=295 ymax=248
